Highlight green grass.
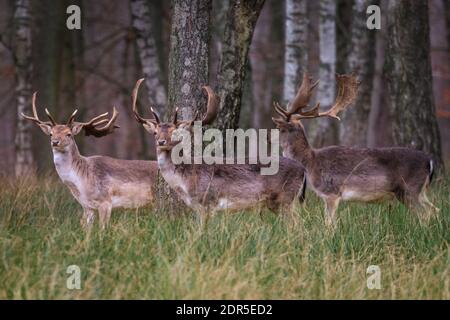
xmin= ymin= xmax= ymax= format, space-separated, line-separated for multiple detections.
xmin=0 ymin=175 xmax=449 ymax=299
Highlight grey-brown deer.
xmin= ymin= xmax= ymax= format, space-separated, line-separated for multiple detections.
xmin=131 ymin=79 xmax=306 ymax=220
xmin=272 ymin=73 xmax=439 ymax=227
xmin=22 ymin=93 xmax=158 ymax=229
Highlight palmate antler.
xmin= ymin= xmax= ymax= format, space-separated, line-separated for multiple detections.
xmin=172 ymin=85 xmax=219 ymax=127
xmin=273 ymin=72 xmax=361 ymax=121
xmin=22 ymin=92 xmax=119 ymax=137
xmin=131 ymin=78 xmax=219 ymax=127
xmin=69 ymin=108 xmax=120 ymax=137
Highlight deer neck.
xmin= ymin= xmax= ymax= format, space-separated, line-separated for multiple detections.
xmin=283 ymin=127 xmax=314 ymax=169
xmin=156 ymin=149 xmax=176 ymax=173
xmin=156 ymin=148 xmax=190 ymax=197
xmin=52 ymin=142 xmax=87 ymax=183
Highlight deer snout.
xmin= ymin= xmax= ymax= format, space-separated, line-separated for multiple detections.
xmin=51 ymin=140 xmax=60 ymax=147
xmin=157 ymin=140 xmax=167 ymax=146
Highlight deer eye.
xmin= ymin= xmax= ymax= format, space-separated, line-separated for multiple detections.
xmin=66 ymin=133 xmax=72 ymax=137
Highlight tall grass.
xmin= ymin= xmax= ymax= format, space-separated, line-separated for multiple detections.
xmin=0 ymin=175 xmax=448 ymax=299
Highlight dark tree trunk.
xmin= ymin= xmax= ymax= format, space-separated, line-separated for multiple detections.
xmin=429 ymin=0 xmax=450 ymax=161
xmin=34 ymin=0 xmax=65 ymax=118
xmin=13 ymin=0 xmax=35 ymax=176
xmin=32 ymin=0 xmax=65 ymax=171
xmin=215 ymin=0 xmax=265 ymax=130
xmin=250 ymin=0 xmax=275 ymax=130
xmin=385 ymin=0 xmax=443 ymax=172
xmin=446 ymin=0 xmax=450 ymax=48
xmin=367 ymin=0 xmax=393 ymax=148
xmin=340 ymin=0 xmax=377 ymax=147
xmin=154 ymin=0 xmax=211 ymax=212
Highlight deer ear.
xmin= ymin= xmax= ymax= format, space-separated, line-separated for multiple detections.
xmin=71 ymin=123 xmax=84 ymax=136
xmin=176 ymin=121 xmax=192 ymax=130
xmin=38 ymin=124 xmax=52 ymax=135
xmin=272 ymin=117 xmax=286 ymax=128
xmin=143 ymin=122 xmax=157 ymax=134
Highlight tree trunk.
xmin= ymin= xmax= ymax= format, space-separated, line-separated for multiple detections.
xmin=310 ymin=0 xmax=337 ymax=147
xmin=13 ymin=0 xmax=35 ymax=177
xmin=130 ymin=0 xmax=167 ymax=116
xmin=339 ymin=0 xmax=377 ymax=147
xmin=154 ymin=0 xmax=211 ymax=213
xmin=385 ymin=0 xmax=443 ymax=171
xmin=429 ymin=0 xmax=450 ymax=161
xmin=446 ymin=0 xmax=450 ymax=48
xmin=250 ymin=0 xmax=275 ymax=130
xmin=215 ymin=0 xmax=265 ymax=130
xmin=367 ymin=0 xmax=392 ymax=148
xmin=34 ymin=0 xmax=65 ymax=118
xmin=283 ymin=0 xmax=308 ymax=105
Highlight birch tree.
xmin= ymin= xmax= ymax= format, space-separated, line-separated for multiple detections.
xmin=130 ymin=0 xmax=167 ymax=115
xmin=216 ymin=0 xmax=265 ymax=130
xmin=386 ymin=0 xmax=443 ymax=171
xmin=283 ymin=0 xmax=308 ymax=105
xmin=339 ymin=0 xmax=377 ymax=147
xmin=311 ymin=0 xmax=337 ymax=147
xmin=13 ymin=0 xmax=35 ymax=176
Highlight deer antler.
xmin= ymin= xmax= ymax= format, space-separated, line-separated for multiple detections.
xmin=273 ymin=73 xmax=320 ymax=121
xmin=21 ymin=92 xmax=55 ymax=127
xmin=174 ymin=85 xmax=219 ymax=127
xmin=131 ymin=78 xmax=159 ymax=125
xmin=131 ymin=79 xmax=219 ymax=127
xmin=316 ymin=73 xmax=360 ymax=120
xmin=201 ymin=86 xmax=219 ymax=125
xmin=71 ymin=107 xmax=120 ymax=137
xmin=274 ymin=72 xmax=360 ymax=122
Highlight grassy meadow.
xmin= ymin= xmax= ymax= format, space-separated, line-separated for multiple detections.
xmin=0 ymin=175 xmax=449 ymax=299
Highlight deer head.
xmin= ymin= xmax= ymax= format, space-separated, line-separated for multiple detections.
xmin=21 ymin=92 xmax=119 ymax=152
xmin=131 ymin=78 xmax=219 ymax=151
xmin=273 ymin=72 xmax=360 ymax=122
xmin=272 ymin=73 xmax=360 ymax=152
xmin=272 ymin=73 xmax=360 ymax=142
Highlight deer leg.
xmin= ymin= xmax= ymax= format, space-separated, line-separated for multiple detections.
xmin=417 ymin=191 xmax=439 ymax=222
xmin=323 ymin=196 xmax=340 ymax=227
xmin=266 ymin=199 xmax=280 ymax=215
xmin=98 ymin=203 xmax=112 ymax=230
xmin=420 ymin=191 xmax=440 ymax=213
xmin=400 ymin=192 xmax=432 ymax=224
xmin=80 ymin=208 xmax=95 ymax=229
xmin=282 ymin=200 xmax=299 ymax=225
xmin=194 ymin=206 xmax=209 ymax=226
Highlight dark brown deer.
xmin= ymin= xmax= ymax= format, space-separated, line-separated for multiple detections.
xmin=131 ymin=79 xmax=306 ymax=220
xmin=272 ymin=73 xmax=439 ymax=227
xmin=22 ymin=93 xmax=158 ymax=229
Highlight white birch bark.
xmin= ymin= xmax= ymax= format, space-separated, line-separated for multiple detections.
xmin=13 ymin=0 xmax=35 ymax=177
xmin=130 ymin=0 xmax=167 ymax=116
xmin=283 ymin=0 xmax=308 ymax=104
xmin=311 ymin=0 xmax=336 ymax=147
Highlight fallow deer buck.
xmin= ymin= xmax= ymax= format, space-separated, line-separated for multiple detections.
xmin=131 ymin=79 xmax=307 ymax=219
xmin=22 ymin=93 xmax=158 ymax=229
xmin=272 ymin=73 xmax=439 ymax=227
